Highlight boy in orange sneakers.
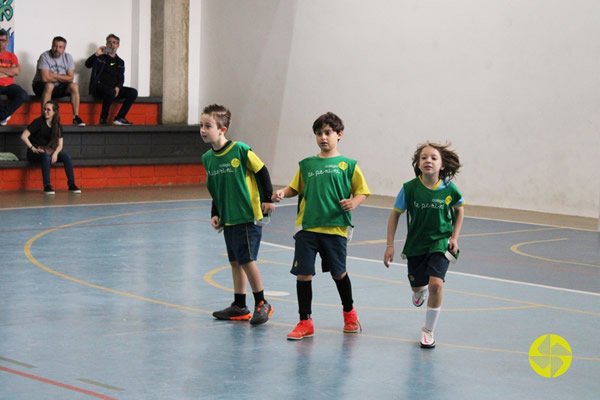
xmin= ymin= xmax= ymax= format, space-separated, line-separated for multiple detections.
xmin=272 ymin=112 xmax=370 ymax=340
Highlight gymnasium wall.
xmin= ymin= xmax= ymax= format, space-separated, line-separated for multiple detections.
xmin=198 ymin=0 xmax=600 ymax=219
xmin=12 ymin=1 xmax=600 ymax=219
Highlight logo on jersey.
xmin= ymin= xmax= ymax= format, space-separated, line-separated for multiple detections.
xmin=231 ymin=158 xmax=240 ymax=168
xmin=338 ymin=161 xmax=348 ymax=171
xmin=445 ymin=196 xmax=453 ymax=205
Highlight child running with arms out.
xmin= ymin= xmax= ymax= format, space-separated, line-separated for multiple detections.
xmin=272 ymin=112 xmax=370 ymax=340
xmin=200 ymin=104 xmax=275 ymax=325
xmin=383 ymin=142 xmax=464 ymax=348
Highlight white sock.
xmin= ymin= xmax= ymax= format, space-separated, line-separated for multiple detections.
xmin=424 ymin=307 xmax=441 ymax=332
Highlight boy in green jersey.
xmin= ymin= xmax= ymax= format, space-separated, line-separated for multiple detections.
xmin=383 ymin=142 xmax=465 ymax=348
xmin=272 ymin=112 xmax=370 ymax=340
xmin=200 ymin=104 xmax=275 ymax=326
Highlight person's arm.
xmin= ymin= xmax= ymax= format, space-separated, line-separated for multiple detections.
xmin=448 ymin=205 xmax=464 ymax=254
xmin=50 ymin=137 xmax=63 ymax=164
xmin=21 ymin=129 xmax=35 ymax=151
xmin=383 ymin=210 xmax=402 ymax=268
xmin=0 ymin=63 xmax=20 ymax=77
xmin=272 ymin=186 xmax=298 ymax=202
xmin=85 ymin=51 xmax=102 ymax=68
xmin=255 ymin=165 xmax=275 ymax=215
xmin=210 ymin=201 xmax=221 ymax=230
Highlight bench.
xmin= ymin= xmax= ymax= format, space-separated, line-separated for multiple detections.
xmin=2 ymin=95 xmax=162 ymax=126
xmin=0 ymin=124 xmax=209 ymax=191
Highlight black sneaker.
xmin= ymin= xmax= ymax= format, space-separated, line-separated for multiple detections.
xmin=99 ymin=117 xmax=108 ymax=125
xmin=250 ymin=301 xmax=273 ymax=326
xmin=44 ymin=185 xmax=55 ymax=195
xmin=113 ymin=117 xmax=133 ymax=126
xmin=212 ymin=302 xmax=251 ymax=321
xmin=68 ymin=184 xmax=81 ymax=194
xmin=73 ymin=115 xmax=86 ymax=127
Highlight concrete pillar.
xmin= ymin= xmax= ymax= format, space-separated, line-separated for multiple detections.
xmin=150 ymin=0 xmax=164 ymax=97
xmin=161 ymin=0 xmax=189 ymax=123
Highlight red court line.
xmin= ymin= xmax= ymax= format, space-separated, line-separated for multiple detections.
xmin=0 ymin=366 xmax=119 ymax=400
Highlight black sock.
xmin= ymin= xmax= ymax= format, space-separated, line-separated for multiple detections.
xmin=297 ymin=280 xmax=312 ymax=320
xmin=253 ymin=290 xmax=265 ymax=305
xmin=334 ymin=274 xmax=354 ymax=312
xmin=234 ymin=293 xmax=246 ymax=309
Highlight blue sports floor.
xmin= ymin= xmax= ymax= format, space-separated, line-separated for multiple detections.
xmin=0 ymin=186 xmax=598 ymax=399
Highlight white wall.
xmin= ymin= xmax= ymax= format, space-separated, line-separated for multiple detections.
xmin=14 ymin=0 xmax=149 ymax=95
xmin=12 ymin=1 xmax=600 ymax=219
xmin=198 ymin=0 xmax=600 ymax=219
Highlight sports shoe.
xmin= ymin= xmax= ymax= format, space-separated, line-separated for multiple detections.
xmin=420 ymin=327 xmax=436 ymax=348
xmin=287 ymin=319 xmax=314 ymax=340
xmin=113 ymin=117 xmax=133 ymax=126
xmin=68 ymin=184 xmax=81 ymax=194
xmin=412 ymin=287 xmax=429 ymax=307
xmin=0 ymin=115 xmax=11 ymax=126
xmin=250 ymin=300 xmax=273 ymax=326
xmin=99 ymin=117 xmax=108 ymax=125
xmin=73 ymin=115 xmax=86 ymax=127
xmin=44 ymin=185 xmax=55 ymax=195
xmin=212 ymin=302 xmax=251 ymax=321
xmin=343 ymin=308 xmax=362 ymax=333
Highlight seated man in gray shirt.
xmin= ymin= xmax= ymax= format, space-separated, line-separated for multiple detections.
xmin=32 ymin=36 xmax=85 ymax=126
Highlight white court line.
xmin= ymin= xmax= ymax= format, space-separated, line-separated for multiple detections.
xmin=262 ymin=240 xmax=600 ymax=297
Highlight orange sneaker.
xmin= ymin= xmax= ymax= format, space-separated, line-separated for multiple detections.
xmin=343 ymin=308 xmax=362 ymax=333
xmin=287 ymin=319 xmax=314 ymax=340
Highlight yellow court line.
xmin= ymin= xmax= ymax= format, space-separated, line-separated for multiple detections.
xmin=22 ymin=208 xmax=600 ymax=361
xmin=511 ymin=238 xmax=600 ymax=268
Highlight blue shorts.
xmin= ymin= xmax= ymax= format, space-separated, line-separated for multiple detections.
xmin=406 ymin=252 xmax=449 ymax=287
xmin=291 ymin=230 xmax=347 ymax=277
xmin=223 ymin=223 xmax=262 ymax=264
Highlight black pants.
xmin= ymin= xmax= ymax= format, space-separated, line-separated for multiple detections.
xmin=92 ymin=84 xmax=138 ymax=120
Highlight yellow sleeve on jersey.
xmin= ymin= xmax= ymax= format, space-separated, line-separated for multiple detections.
xmin=289 ymin=168 xmax=304 ymax=194
xmin=351 ymin=165 xmax=370 ymax=197
xmin=246 ymin=150 xmax=265 ymax=173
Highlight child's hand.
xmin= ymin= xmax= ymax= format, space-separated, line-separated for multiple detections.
xmin=339 ymin=198 xmax=357 ymax=212
xmin=272 ymin=190 xmax=285 ymax=202
xmin=211 ymin=216 xmax=221 ymax=230
xmin=262 ymin=202 xmax=275 ymax=215
xmin=383 ymin=246 xmax=394 ymax=268
xmin=448 ymin=237 xmax=459 ymax=254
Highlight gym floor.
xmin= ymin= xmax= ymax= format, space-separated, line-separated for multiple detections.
xmin=0 ymin=186 xmax=598 ymax=400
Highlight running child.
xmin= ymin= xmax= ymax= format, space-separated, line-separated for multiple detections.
xmin=200 ymin=104 xmax=274 ymax=325
xmin=272 ymin=112 xmax=370 ymax=340
xmin=383 ymin=142 xmax=464 ymax=348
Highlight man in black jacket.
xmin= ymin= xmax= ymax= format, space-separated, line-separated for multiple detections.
xmin=85 ymin=34 xmax=138 ymax=125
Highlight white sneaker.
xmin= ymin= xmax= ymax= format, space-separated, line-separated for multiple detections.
xmin=0 ymin=115 xmax=11 ymax=126
xmin=412 ymin=287 xmax=428 ymax=307
xmin=420 ymin=327 xmax=435 ymax=348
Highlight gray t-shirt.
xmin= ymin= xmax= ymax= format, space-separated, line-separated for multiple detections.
xmin=32 ymin=51 xmax=74 ymax=85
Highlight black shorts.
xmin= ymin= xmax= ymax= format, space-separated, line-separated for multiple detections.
xmin=223 ymin=223 xmax=262 ymax=265
xmin=32 ymin=81 xmax=70 ymax=98
xmin=291 ymin=230 xmax=347 ymax=277
xmin=406 ymin=252 xmax=449 ymax=287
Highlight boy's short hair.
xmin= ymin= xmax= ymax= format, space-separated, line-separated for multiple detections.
xmin=202 ymin=104 xmax=232 ymax=129
xmin=312 ymin=112 xmax=344 ymax=134
xmin=0 ymin=29 xmax=7 ymax=39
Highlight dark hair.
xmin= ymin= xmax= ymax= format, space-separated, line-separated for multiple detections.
xmin=202 ymin=104 xmax=232 ymax=129
xmin=44 ymin=101 xmax=63 ymax=151
xmin=312 ymin=112 xmax=344 ymax=134
xmin=0 ymin=29 xmax=7 ymax=39
xmin=52 ymin=36 xmax=67 ymax=45
xmin=412 ymin=141 xmax=462 ymax=181
xmin=106 ymin=33 xmax=120 ymax=43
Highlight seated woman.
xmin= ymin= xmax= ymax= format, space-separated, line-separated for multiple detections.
xmin=20 ymin=100 xmax=81 ymax=194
